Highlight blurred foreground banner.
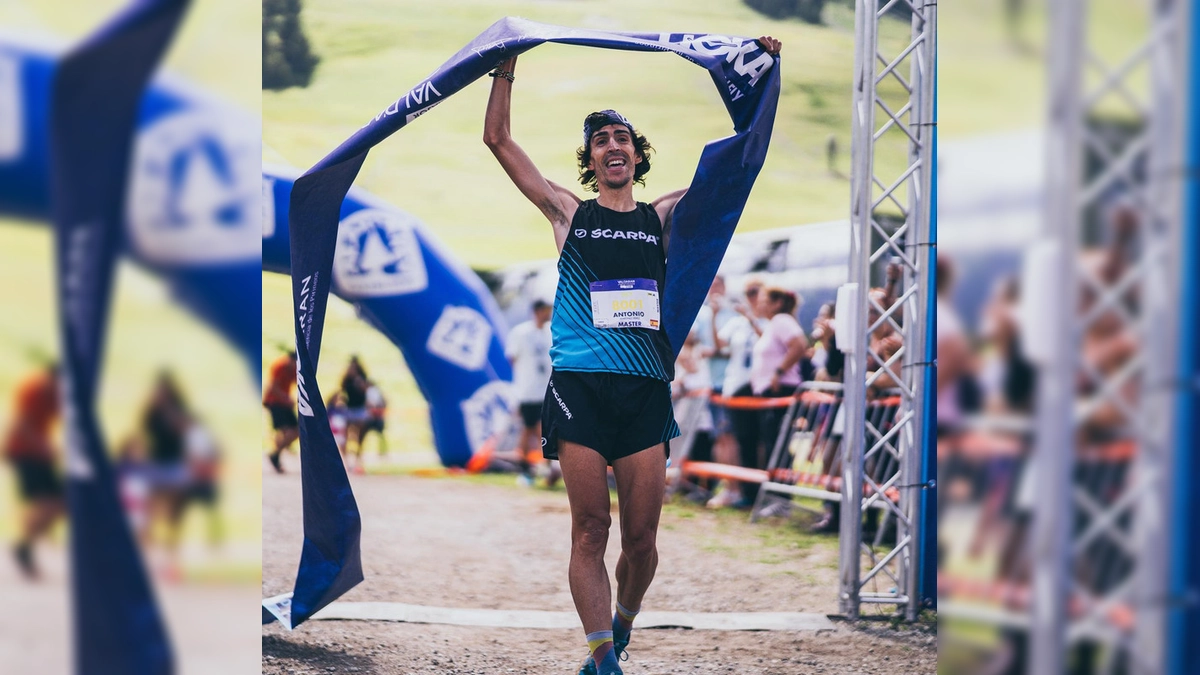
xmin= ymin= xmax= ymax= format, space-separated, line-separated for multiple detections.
xmin=51 ymin=2 xmax=188 ymax=673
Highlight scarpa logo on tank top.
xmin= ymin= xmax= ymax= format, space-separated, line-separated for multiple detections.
xmin=0 ymin=54 xmax=22 ymax=161
xmin=588 ymin=228 xmax=660 ymax=246
xmin=460 ymin=380 xmax=517 ymax=455
xmin=333 ymin=208 xmax=429 ymax=298
xmin=426 ymin=305 xmax=493 ymax=371
xmin=126 ymin=108 xmax=261 ymax=264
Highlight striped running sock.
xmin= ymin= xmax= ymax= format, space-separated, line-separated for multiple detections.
xmin=612 ymin=601 xmax=639 ymax=647
xmin=587 ymin=630 xmax=621 ymax=673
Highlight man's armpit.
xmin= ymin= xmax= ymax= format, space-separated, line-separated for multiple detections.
xmin=539 ymin=196 xmax=568 ymax=227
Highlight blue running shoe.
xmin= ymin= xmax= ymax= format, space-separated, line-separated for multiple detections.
xmin=614 ymin=634 xmax=630 ymax=662
xmin=578 ymin=652 xmax=624 ymax=675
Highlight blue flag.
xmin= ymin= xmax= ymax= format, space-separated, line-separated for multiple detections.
xmin=49 ymin=0 xmax=189 ymax=672
xmin=267 ymin=17 xmax=779 ymax=629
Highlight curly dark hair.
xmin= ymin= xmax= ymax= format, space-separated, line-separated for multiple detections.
xmin=576 ymin=126 xmax=654 ymax=193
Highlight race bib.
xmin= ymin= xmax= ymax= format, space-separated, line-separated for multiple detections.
xmin=590 ymin=278 xmax=660 ymax=330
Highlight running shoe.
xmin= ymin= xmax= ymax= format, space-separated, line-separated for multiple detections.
xmin=268 ymin=452 xmax=283 ymax=474
xmin=578 ymin=652 xmax=625 ymax=675
xmin=577 ymin=655 xmax=624 ymax=675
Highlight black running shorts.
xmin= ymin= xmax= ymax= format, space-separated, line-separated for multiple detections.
xmin=541 ymin=369 xmax=678 ymax=465
xmin=13 ymin=458 xmax=64 ymax=500
xmin=267 ymin=403 xmax=299 ymax=431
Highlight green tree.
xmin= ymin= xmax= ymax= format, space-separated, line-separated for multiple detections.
xmin=262 ymin=0 xmax=319 ymax=90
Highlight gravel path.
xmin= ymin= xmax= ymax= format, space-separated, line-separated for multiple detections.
xmin=262 ymin=458 xmax=935 ymax=674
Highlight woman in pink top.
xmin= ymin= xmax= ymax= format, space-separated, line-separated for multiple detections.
xmin=749 ymin=287 xmax=809 ymax=396
xmin=738 ymin=287 xmax=809 ymax=506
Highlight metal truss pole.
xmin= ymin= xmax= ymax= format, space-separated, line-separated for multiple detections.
xmin=840 ymin=0 xmax=936 ymax=621
xmin=1033 ymin=0 xmax=1190 ymax=672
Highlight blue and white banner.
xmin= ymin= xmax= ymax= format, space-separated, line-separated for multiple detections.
xmin=50 ymin=2 xmax=188 ymax=672
xmin=273 ymin=16 xmax=779 ymax=629
xmin=262 ymin=165 xmax=515 ymax=470
xmin=0 ymin=27 xmax=262 ymax=381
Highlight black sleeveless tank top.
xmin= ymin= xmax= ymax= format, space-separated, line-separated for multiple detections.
xmin=550 ymin=200 xmax=675 ymax=381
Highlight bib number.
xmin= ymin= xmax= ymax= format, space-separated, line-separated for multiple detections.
xmin=590 ymin=278 xmax=660 ymax=330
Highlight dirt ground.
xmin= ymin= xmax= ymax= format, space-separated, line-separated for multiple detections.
xmin=262 ymin=455 xmax=935 ymax=674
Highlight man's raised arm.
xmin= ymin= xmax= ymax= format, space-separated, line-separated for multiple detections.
xmin=483 ymin=56 xmax=577 ymax=250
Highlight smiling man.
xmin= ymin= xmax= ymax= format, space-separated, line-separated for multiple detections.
xmin=483 ymin=37 xmax=780 ymax=675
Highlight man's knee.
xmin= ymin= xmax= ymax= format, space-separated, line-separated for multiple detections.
xmin=621 ymin=527 xmax=658 ymax=563
xmin=573 ymin=513 xmax=612 ymax=553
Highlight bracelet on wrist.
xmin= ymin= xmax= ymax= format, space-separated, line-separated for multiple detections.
xmin=488 ymin=69 xmax=515 ymax=82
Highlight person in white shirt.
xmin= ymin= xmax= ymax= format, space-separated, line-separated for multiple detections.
xmin=506 ymin=300 xmax=554 ymax=485
xmin=709 ymin=279 xmax=767 ymax=508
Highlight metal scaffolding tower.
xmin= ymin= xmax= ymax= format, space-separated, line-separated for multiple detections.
xmin=840 ymin=0 xmax=936 ymax=621
xmin=1032 ymin=0 xmax=1193 ymax=672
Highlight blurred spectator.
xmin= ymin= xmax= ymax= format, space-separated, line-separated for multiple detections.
xmin=327 ymin=391 xmax=349 ymax=457
xmin=340 ymin=356 xmax=371 ymax=474
xmin=696 ymin=276 xmax=741 ymax=491
xmin=361 ymin=383 xmax=388 ymax=457
xmin=3 ymin=364 xmax=63 ymax=580
xmin=978 ymin=277 xmax=1036 ymax=414
xmin=710 ymin=279 xmax=767 ymax=508
xmin=1078 ymin=206 xmax=1140 ymax=439
xmin=808 ymin=301 xmax=845 ymax=382
xmin=263 ymin=350 xmax=299 ymax=474
xmin=750 ymin=287 xmax=808 ymax=397
xmin=183 ymin=419 xmax=222 ymax=547
xmin=936 ymin=257 xmax=973 ymax=437
xmin=673 ymin=329 xmax=715 ymax=496
xmin=140 ymin=371 xmax=197 ymax=581
xmin=747 ymin=286 xmax=808 ymax=506
xmin=506 ymin=299 xmax=554 ymax=487
xmin=116 ymin=435 xmax=152 ymax=547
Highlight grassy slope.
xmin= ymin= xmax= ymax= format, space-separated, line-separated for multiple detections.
xmin=264 ymin=0 xmax=923 ymax=267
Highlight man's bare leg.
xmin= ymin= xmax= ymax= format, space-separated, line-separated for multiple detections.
xmin=557 ymin=440 xmax=615 ymax=634
xmin=611 ymin=443 xmax=667 ymax=615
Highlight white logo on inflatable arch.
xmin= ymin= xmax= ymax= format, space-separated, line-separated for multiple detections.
xmin=460 ymin=380 xmax=517 ymax=455
xmin=426 ymin=306 xmax=493 ymax=371
xmin=127 ymin=108 xmax=261 ymax=264
xmin=0 ymin=54 xmax=23 ymax=161
xmin=333 ymin=208 xmax=428 ymax=298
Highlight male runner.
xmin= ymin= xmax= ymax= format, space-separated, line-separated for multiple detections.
xmin=263 ymin=351 xmax=299 ymax=473
xmin=483 ymin=34 xmax=781 ymax=675
xmin=3 ymin=363 xmax=63 ymax=579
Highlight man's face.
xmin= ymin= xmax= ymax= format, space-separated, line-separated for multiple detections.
xmin=587 ymin=124 xmax=641 ymax=190
xmin=535 ymin=306 xmax=553 ymax=323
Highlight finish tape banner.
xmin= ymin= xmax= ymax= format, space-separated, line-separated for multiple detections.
xmin=270 ymin=16 xmax=779 ymax=629
xmin=51 ymin=1 xmax=188 ymax=672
